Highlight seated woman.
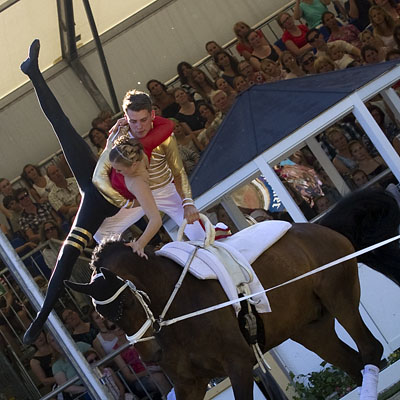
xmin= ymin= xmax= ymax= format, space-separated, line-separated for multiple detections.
xmin=260 ymin=59 xmax=286 ymax=82
xmin=197 ymin=103 xmax=223 ymax=147
xmin=348 ymin=140 xmax=386 ymax=178
xmin=205 ymin=40 xmax=224 ymax=79
xmin=214 ymin=50 xmax=240 ymax=87
xmin=174 ymin=123 xmax=201 ymax=176
xmin=176 ymin=61 xmax=200 ymax=100
xmin=189 ymin=68 xmax=216 ymax=101
xmin=237 ymin=60 xmax=267 ymax=85
xmin=294 ymin=0 xmax=331 ymax=29
xmin=361 ymin=44 xmax=381 ymax=64
xmin=30 ymin=331 xmax=56 ymax=395
xmin=278 ymin=12 xmax=312 ymax=56
xmin=232 ymin=75 xmax=250 ymax=93
xmin=359 ymin=29 xmax=387 ymax=60
xmin=215 ymin=77 xmax=237 ymax=102
xmin=233 ymin=21 xmax=264 ymax=60
xmin=280 ymin=51 xmax=306 ymax=79
xmin=300 ymin=51 xmax=317 ymax=74
xmin=173 ymin=87 xmax=206 ymax=133
xmin=322 ymin=11 xmax=362 ymax=47
xmin=369 ymin=5 xmax=398 ymax=50
xmin=372 ymin=0 xmax=400 ymax=21
xmin=47 ymin=333 xmax=91 ymax=399
xmin=146 ymin=79 xmax=179 ymax=118
xmin=20 ymin=40 xmax=164 ymax=344
xmin=88 ymin=127 xmax=108 ymax=158
xmin=246 ymin=30 xmax=282 ymax=71
xmin=325 ymin=126 xmax=358 ymax=175
xmin=21 ymin=164 xmax=55 ymax=204
xmin=314 ymin=55 xmax=336 ymax=73
xmin=62 ymin=308 xmax=99 ymax=345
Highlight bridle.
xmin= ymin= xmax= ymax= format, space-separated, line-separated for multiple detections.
xmin=92 ymin=273 xmax=158 ymax=344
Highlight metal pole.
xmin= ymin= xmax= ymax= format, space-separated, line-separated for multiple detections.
xmin=82 ymin=0 xmax=120 ymax=113
xmin=0 ymin=231 xmax=112 ymax=400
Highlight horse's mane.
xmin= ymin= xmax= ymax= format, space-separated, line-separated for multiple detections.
xmin=90 ymin=238 xmax=131 ymax=272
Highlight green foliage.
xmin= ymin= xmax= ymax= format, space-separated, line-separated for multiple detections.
xmin=287 ymin=362 xmax=357 ymax=400
xmin=388 ymin=348 xmax=400 ymax=365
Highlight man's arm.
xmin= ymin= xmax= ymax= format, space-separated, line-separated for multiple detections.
xmin=162 ymin=135 xmax=200 ymax=223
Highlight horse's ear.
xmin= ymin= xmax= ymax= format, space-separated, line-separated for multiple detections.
xmin=100 ymin=267 xmax=119 ymax=281
xmin=64 ymin=280 xmax=94 ymax=295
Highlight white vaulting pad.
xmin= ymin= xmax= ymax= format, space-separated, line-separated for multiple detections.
xmin=156 ymin=220 xmax=291 ymax=314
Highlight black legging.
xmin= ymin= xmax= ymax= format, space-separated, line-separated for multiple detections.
xmin=21 ymin=39 xmax=119 ymax=344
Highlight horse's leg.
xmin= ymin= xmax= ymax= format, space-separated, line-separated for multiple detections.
xmin=173 ymin=378 xmax=209 ymax=400
xmin=292 ymin=312 xmax=365 ymax=385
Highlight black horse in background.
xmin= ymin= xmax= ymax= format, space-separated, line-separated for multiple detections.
xmin=319 ymin=187 xmax=400 ymax=286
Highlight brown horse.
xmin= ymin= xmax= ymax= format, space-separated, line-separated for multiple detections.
xmin=66 ymin=223 xmax=383 ymax=400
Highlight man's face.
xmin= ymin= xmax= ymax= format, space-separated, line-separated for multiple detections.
xmin=308 ymin=32 xmax=324 ymax=49
xmin=0 ymin=179 xmax=13 ymax=196
xmin=47 ymin=165 xmax=64 ymax=185
xmin=125 ymin=109 xmax=155 ymax=139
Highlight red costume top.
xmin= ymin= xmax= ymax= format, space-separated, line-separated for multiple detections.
xmin=109 ymin=116 xmax=174 ymax=200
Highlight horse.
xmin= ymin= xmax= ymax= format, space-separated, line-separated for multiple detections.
xmin=65 ymin=222 xmax=384 ymax=400
xmin=319 ymin=187 xmax=400 ymax=286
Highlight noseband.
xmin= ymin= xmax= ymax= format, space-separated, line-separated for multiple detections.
xmin=92 ymin=273 xmax=157 ymax=344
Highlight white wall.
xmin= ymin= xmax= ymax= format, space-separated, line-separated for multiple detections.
xmin=0 ymin=0 xmax=286 ymax=181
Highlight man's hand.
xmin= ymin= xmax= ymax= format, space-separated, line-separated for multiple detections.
xmin=183 ymin=204 xmax=200 ymax=224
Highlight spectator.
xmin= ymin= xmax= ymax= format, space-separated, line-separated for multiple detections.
xmin=176 ymin=61 xmax=199 ymax=99
xmin=260 ymin=59 xmax=286 ymax=81
xmin=233 ymin=75 xmax=250 ymax=92
xmin=47 ymin=333 xmax=91 ymax=398
xmin=214 ymin=50 xmax=239 ymax=87
xmin=88 ymin=127 xmax=108 ymax=157
xmin=3 ymin=195 xmax=23 ymax=237
xmin=47 ymin=165 xmax=80 ymax=222
xmin=314 ymin=195 xmax=332 ymax=213
xmin=368 ymin=104 xmax=400 ymax=154
xmin=233 ymin=21 xmax=264 ymax=60
xmin=306 ymin=28 xmax=361 ymax=58
xmin=0 ymin=178 xmax=15 ymax=222
xmin=91 ymin=116 xmax=109 ymax=132
xmin=173 ymin=119 xmax=204 ymax=153
xmin=205 ymin=41 xmax=223 ymax=79
xmin=372 ymin=0 xmax=400 ymax=21
xmin=280 ymin=51 xmax=306 ymax=79
xmin=351 ymin=169 xmax=369 ymax=187
xmin=61 ymin=308 xmax=99 ymax=345
xmin=361 ymin=44 xmax=381 ymax=64
xmin=21 ymin=164 xmax=55 ymax=204
xmin=198 ymin=103 xmax=218 ymax=129
xmin=146 ymin=79 xmax=179 ymax=118
xmin=369 ymin=6 xmax=398 ymax=50
xmin=84 ymin=349 xmax=126 ymax=400
xmin=211 ymin=90 xmax=233 ymax=115
xmin=300 ymin=51 xmax=317 ymax=74
xmin=152 ymin=104 xmax=162 ymax=116
xmin=173 ymin=88 xmax=206 ymax=133
xmin=215 ymin=77 xmax=237 ymax=102
xmin=329 ymin=42 xmax=356 ymax=68
xmin=238 ymin=60 xmax=267 ymax=85
xmin=39 ymin=219 xmax=66 ymax=268
xmin=30 ymin=331 xmax=56 ymax=394
xmin=197 ymin=103 xmax=224 ymax=147
xmin=97 ymin=110 xmax=114 ymax=131
xmin=294 ymin=0 xmax=331 ymax=29
xmin=278 ymin=12 xmax=312 ymax=56
xmin=325 ymin=126 xmax=358 ymax=175
xmin=348 ymin=140 xmax=386 ymax=178
xmin=322 ymin=11 xmax=362 ymax=48
xmin=190 ymin=68 xmax=216 ymax=101
xmin=360 ymin=29 xmax=388 ymax=60
xmin=246 ymin=30 xmax=281 ymax=71
xmin=345 ymin=0 xmax=371 ymax=31
xmin=112 ymin=325 xmax=172 ymax=398
xmin=16 ymin=187 xmax=61 ymax=243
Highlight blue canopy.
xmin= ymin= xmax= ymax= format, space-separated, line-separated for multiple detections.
xmin=190 ymin=61 xmax=400 ymax=198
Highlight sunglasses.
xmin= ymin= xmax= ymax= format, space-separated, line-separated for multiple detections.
xmin=18 ymin=193 xmax=29 ymax=201
xmin=87 ymin=357 xmax=98 ymax=364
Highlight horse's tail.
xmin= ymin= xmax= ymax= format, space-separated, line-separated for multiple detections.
xmin=318 ymin=187 xmax=400 ymax=286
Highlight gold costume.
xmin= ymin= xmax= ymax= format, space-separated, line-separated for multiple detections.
xmin=92 ymin=128 xmax=192 ymax=208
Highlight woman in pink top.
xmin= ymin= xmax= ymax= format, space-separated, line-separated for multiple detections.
xmin=278 ymin=12 xmax=313 ymax=56
xmin=322 ymin=11 xmax=362 ymax=48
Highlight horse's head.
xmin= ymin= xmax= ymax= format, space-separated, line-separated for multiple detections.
xmin=65 ymin=267 xmax=161 ymax=362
